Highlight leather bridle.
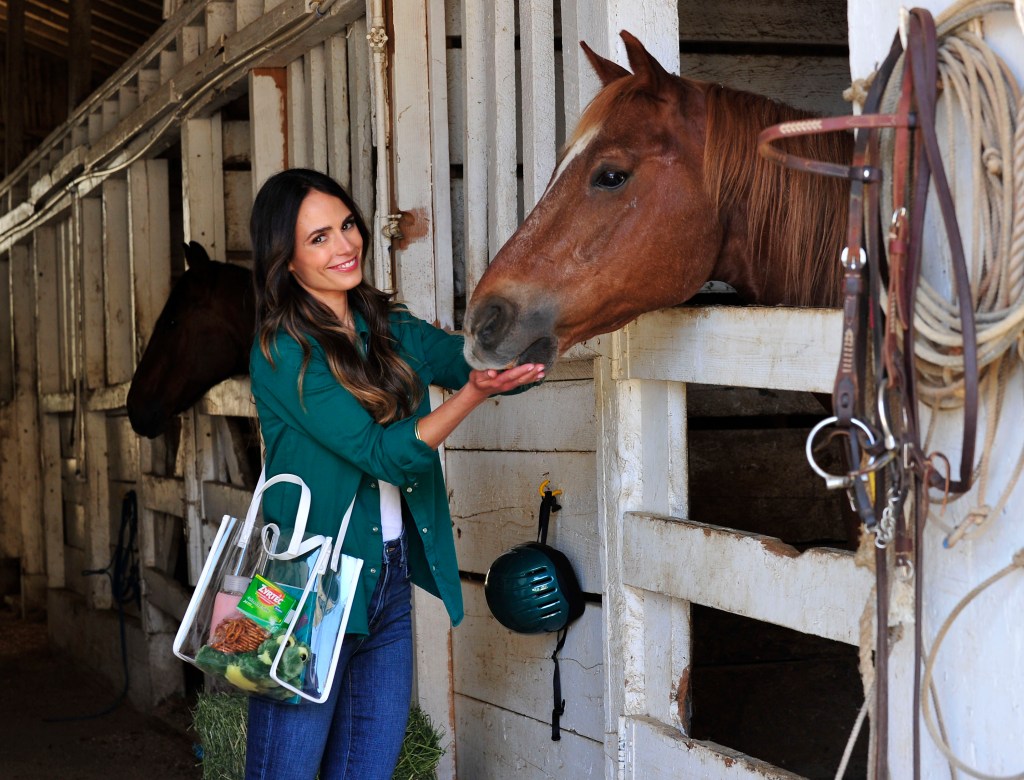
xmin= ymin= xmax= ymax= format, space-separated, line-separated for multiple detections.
xmin=758 ymin=8 xmax=980 ymax=777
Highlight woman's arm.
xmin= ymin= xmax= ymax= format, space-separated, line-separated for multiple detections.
xmin=415 ymin=363 xmax=545 ymax=449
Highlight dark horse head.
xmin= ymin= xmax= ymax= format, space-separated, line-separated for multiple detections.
xmin=127 ymin=241 xmax=255 ymax=438
xmin=463 ymin=31 xmax=852 ymax=371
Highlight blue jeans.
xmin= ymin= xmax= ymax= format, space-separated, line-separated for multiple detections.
xmin=245 ymin=536 xmax=413 ymax=780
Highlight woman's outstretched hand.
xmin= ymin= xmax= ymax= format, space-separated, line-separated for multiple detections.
xmin=467 ymin=363 xmax=546 ymax=397
xmin=415 ymin=363 xmax=546 ymax=449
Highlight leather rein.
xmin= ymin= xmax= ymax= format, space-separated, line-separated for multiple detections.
xmin=758 ymin=8 xmax=979 ymax=778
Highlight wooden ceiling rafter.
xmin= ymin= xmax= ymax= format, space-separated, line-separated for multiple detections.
xmin=0 ymin=0 xmax=164 ymax=71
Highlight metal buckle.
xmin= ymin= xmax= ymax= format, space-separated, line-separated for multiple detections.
xmin=840 ymin=246 xmax=867 ymax=271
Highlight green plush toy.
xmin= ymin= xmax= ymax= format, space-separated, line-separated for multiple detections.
xmin=195 ymin=633 xmax=312 ymax=700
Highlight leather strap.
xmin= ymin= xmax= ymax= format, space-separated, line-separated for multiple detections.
xmin=758 ymin=9 xmax=982 ymax=778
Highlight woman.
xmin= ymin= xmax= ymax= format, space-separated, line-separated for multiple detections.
xmin=245 ymin=168 xmax=543 ymax=779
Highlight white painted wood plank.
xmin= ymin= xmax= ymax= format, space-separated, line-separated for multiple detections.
xmin=622 ymin=513 xmax=871 ymax=645
xmin=11 ymin=245 xmax=46 ymax=595
xmin=137 ymin=69 xmax=160 ymax=103
xmin=102 ymin=179 xmax=135 ymax=385
xmin=128 ymin=159 xmax=172 ymax=361
xmin=182 ymin=116 xmax=227 ymax=259
xmin=324 ymin=32 xmax=351 ymax=189
xmin=447 ymin=450 xmax=600 ymax=592
xmin=235 ymin=0 xmax=263 ymax=29
xmin=519 ymin=1 xmax=557 ymax=211
xmin=446 ymin=379 xmax=596 ymax=451
xmin=205 ymin=0 xmax=236 ymax=47
xmin=460 ymin=0 xmax=489 ymax=295
xmin=143 ymin=565 xmax=191 ymax=620
xmin=196 ymin=377 xmax=254 ymax=418
xmin=181 ymin=409 xmax=206 ymax=584
xmin=34 ymin=227 xmax=60 ymax=395
xmin=40 ymin=415 xmax=65 ymax=588
xmin=287 ymin=58 xmax=309 ymax=168
xmin=56 ymin=220 xmax=75 ymax=390
xmin=346 ymin=17 xmax=374 ymax=224
xmin=88 ymin=383 xmax=129 ymax=412
xmin=411 ymin=590 xmax=455 ymax=780
xmin=118 ymin=85 xmax=140 ymax=119
xmin=426 ymin=0 xmax=455 ymax=329
xmin=456 ymin=583 xmax=604 ymax=742
xmin=249 ymin=68 xmax=288 ymax=193
xmin=609 ymin=0 xmax=679 ymax=75
xmin=637 ymin=591 xmax=691 ymax=731
xmin=619 ymin=307 xmax=841 ymax=393
xmin=142 ymin=474 xmax=186 ymax=517
xmin=622 ymin=716 xmax=803 ymax=780
xmin=486 ymin=0 xmax=517 ymax=257
xmin=80 ymin=196 xmax=105 ymax=389
xmin=304 ymin=43 xmax=329 ymax=173
xmin=202 ymin=481 xmax=254 ymax=524
xmin=85 ymin=409 xmax=112 ymax=609
xmin=391 ymin=0 xmax=437 ymax=322
xmin=456 ymin=696 xmax=605 ymax=780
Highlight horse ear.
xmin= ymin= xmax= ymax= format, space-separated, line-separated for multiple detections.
xmin=620 ymin=30 xmax=670 ymax=90
xmin=183 ymin=241 xmax=212 ymax=270
xmin=580 ymin=40 xmax=631 ymax=86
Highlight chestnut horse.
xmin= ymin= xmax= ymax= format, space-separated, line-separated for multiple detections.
xmin=126 ymin=242 xmax=255 ymax=438
xmin=463 ymin=31 xmax=853 ymax=370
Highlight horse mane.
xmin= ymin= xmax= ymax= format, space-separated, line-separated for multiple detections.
xmin=701 ymin=84 xmax=852 ymax=307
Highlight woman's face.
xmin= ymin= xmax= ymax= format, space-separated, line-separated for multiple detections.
xmin=289 ymin=189 xmax=364 ymax=315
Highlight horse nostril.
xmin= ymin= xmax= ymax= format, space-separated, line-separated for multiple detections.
xmin=473 ymin=298 xmax=517 ymax=349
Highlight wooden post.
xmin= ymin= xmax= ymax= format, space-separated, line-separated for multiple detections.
xmin=32 ymin=228 xmax=65 ymax=591
xmin=68 ymin=0 xmax=94 ymax=113
xmin=391 ymin=0 xmax=439 ymax=322
xmin=102 ymin=179 xmax=135 ymax=385
xmin=4 ymin=0 xmax=26 ymax=177
xmin=181 ymin=117 xmax=227 ymax=260
xmin=10 ymin=245 xmax=47 ymax=606
xmin=248 ymin=68 xmax=288 ymax=197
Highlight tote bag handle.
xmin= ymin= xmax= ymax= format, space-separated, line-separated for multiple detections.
xmin=241 ymin=468 xmax=327 ymax=561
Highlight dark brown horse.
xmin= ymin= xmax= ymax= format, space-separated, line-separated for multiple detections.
xmin=127 ymin=242 xmax=255 ymax=438
xmin=463 ymin=31 xmax=853 ymax=370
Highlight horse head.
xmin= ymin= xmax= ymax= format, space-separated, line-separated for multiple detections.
xmin=463 ymin=31 xmax=849 ymax=370
xmin=126 ymin=241 xmax=255 ymax=438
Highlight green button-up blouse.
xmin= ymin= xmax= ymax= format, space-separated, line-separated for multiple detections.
xmin=249 ymin=306 xmax=472 ymax=636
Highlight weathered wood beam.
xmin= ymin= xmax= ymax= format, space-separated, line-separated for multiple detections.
xmin=68 ymin=0 xmax=93 ymax=112
xmin=4 ymin=0 xmax=26 ymax=176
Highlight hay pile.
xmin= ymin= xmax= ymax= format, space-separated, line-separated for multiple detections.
xmin=192 ymin=693 xmax=446 ymax=780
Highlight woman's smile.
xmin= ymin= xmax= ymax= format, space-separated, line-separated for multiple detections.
xmin=289 ymin=189 xmax=365 ymax=320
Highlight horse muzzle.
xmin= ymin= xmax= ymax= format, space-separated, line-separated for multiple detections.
xmin=463 ymin=294 xmax=559 ymax=370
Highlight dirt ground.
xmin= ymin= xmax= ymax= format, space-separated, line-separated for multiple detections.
xmin=0 ymin=603 xmax=202 ymax=780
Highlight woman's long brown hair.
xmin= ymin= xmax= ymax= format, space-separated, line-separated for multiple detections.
xmin=250 ymin=168 xmax=421 ymax=423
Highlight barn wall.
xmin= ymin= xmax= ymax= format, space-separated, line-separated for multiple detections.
xmin=0 ymin=0 xmax=373 ymax=709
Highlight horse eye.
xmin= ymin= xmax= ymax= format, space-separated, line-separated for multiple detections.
xmin=593 ymin=170 xmax=629 ymax=190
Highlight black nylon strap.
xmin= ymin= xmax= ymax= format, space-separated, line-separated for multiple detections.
xmin=537 ymin=487 xmax=561 ymax=544
xmin=551 ymin=625 xmax=569 ymax=741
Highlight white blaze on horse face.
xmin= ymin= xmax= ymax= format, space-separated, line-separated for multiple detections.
xmin=545 ymin=122 xmax=601 ymax=198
